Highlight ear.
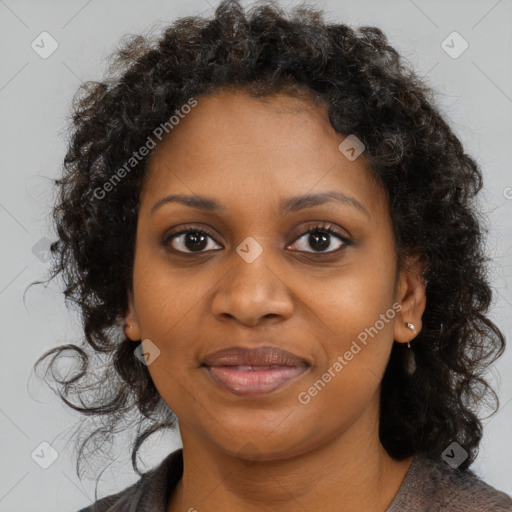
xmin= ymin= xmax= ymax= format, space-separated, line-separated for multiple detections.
xmin=393 ymin=255 xmax=427 ymax=345
xmin=123 ymin=288 xmax=142 ymax=341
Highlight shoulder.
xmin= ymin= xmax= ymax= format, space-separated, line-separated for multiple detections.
xmin=75 ymin=448 xmax=183 ymax=512
xmin=388 ymin=453 xmax=512 ymax=512
xmin=76 ymin=485 xmax=139 ymax=512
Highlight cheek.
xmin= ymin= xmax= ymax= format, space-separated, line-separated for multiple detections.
xmin=300 ymin=255 xmax=396 ymax=344
xmin=294 ymin=318 xmax=395 ymax=441
xmin=131 ymin=259 xmax=210 ymax=405
xmin=132 ymin=247 xmax=210 ymax=343
xmin=296 ymin=258 xmax=397 ymax=415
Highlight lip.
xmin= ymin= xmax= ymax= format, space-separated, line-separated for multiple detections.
xmin=202 ymin=345 xmax=311 ymax=397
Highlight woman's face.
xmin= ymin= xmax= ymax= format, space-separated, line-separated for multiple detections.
xmin=124 ymin=89 xmax=425 ymax=460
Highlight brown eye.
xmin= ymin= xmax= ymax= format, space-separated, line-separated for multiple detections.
xmin=163 ymin=228 xmax=222 ymax=253
xmin=288 ymin=223 xmax=351 ymax=254
xmin=162 ymin=222 xmax=351 ymax=256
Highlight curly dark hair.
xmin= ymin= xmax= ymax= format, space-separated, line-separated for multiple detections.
xmin=30 ymin=0 xmax=506 ymax=485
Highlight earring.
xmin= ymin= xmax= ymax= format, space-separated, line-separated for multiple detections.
xmin=405 ymin=321 xmax=416 ymax=375
xmin=406 ymin=322 xmax=415 ymax=348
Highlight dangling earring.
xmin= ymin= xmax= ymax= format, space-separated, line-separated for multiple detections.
xmin=405 ymin=322 xmax=416 ymax=375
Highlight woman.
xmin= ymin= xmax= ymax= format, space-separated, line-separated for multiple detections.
xmin=33 ymin=0 xmax=512 ymax=510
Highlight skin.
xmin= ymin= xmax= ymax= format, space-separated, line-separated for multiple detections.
xmin=123 ymin=88 xmax=426 ymax=512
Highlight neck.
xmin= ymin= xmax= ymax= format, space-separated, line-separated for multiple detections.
xmin=167 ymin=400 xmax=412 ymax=512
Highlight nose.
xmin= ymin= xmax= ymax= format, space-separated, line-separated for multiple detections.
xmin=211 ymin=249 xmax=294 ymax=327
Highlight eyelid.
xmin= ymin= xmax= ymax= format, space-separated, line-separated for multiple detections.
xmin=162 ymin=222 xmax=351 ymax=254
xmin=162 ymin=224 xmax=220 ymax=245
xmin=288 ymin=222 xmax=351 ymax=245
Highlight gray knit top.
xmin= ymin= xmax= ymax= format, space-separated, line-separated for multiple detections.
xmin=78 ymin=448 xmax=512 ymax=511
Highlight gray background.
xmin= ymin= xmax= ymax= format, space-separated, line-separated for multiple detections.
xmin=1 ymin=0 xmax=511 ymax=510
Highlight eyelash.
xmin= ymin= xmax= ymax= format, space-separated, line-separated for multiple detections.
xmin=161 ymin=222 xmax=351 ymax=256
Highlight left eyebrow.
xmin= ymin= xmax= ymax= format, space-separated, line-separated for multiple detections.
xmin=150 ymin=191 xmax=369 ymax=219
xmin=280 ymin=191 xmax=370 ymax=219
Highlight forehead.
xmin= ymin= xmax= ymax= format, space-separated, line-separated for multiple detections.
xmin=141 ymin=89 xmax=387 ymax=222
xmin=147 ymin=89 xmax=336 ymax=166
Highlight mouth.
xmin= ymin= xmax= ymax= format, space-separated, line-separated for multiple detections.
xmin=201 ymin=345 xmax=311 ymax=397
